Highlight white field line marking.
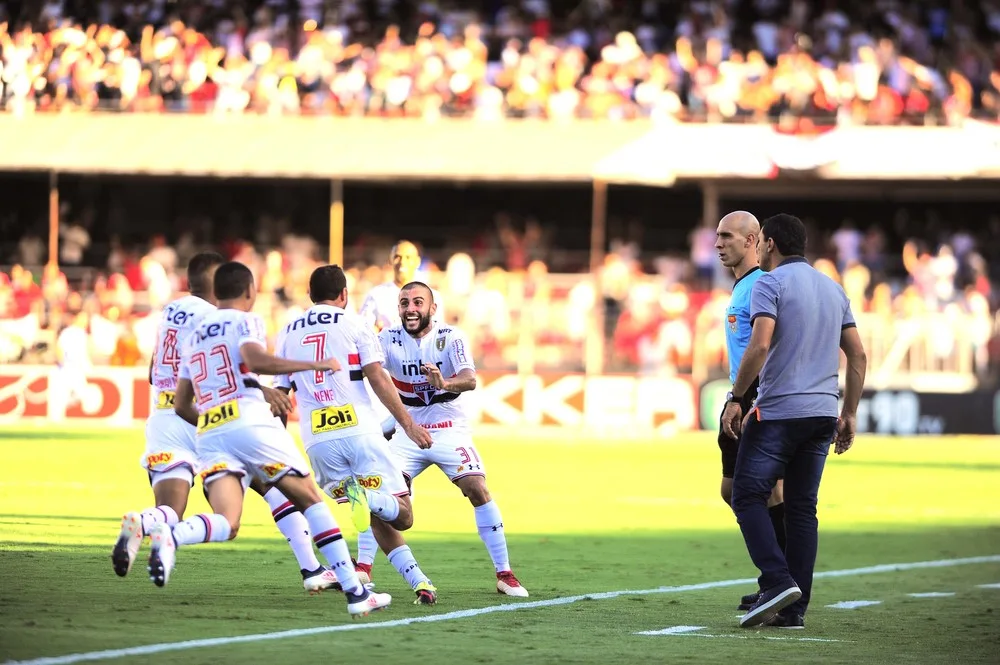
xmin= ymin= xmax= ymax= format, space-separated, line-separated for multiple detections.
xmin=635 ymin=626 xmax=849 ymax=643
xmin=680 ymin=634 xmax=849 ymax=643
xmin=4 ymin=554 xmax=999 ymax=665
xmin=826 ymin=600 xmax=883 ymax=609
xmin=635 ymin=626 xmax=706 ymax=636
xmin=977 ymin=583 xmax=1000 ymax=589
xmin=907 ymin=592 xmax=956 ymax=598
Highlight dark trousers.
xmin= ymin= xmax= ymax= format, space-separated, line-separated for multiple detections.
xmin=731 ymin=413 xmax=837 ymax=615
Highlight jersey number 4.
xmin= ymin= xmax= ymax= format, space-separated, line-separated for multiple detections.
xmin=160 ymin=328 xmax=181 ymax=374
xmin=191 ymin=345 xmax=238 ymax=406
xmin=302 ymin=332 xmax=328 ymax=385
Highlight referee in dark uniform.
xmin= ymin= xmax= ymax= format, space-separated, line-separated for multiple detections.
xmin=722 ymin=214 xmax=867 ymax=629
xmin=714 ymin=211 xmax=786 ymax=612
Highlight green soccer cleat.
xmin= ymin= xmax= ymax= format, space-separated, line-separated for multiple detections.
xmin=343 ymin=476 xmax=371 ymax=533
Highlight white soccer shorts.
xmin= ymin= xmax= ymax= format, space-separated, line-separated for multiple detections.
xmin=308 ymin=433 xmax=410 ymax=503
xmin=388 ymin=427 xmax=486 ymax=482
xmin=142 ymin=411 xmax=199 ymax=487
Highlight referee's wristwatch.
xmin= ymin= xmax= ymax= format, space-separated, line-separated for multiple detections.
xmin=726 ymin=391 xmax=744 ymax=404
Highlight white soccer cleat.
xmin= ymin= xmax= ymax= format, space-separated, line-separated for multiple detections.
xmin=303 ymin=569 xmax=339 ymax=594
xmin=347 ymin=589 xmax=392 ymax=617
xmin=147 ymin=522 xmax=177 ymax=587
xmin=111 ymin=512 xmax=143 ymax=577
xmin=497 ymin=571 xmax=529 ymax=598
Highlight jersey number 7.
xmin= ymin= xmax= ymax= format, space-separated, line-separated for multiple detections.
xmin=302 ymin=332 xmax=328 ymax=385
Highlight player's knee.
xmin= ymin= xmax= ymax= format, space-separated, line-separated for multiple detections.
xmin=392 ymin=497 xmax=414 ymax=530
xmin=462 ymin=480 xmax=491 ymax=506
xmin=393 ymin=512 xmax=414 ymax=531
xmin=227 ymin=518 xmax=241 ymax=539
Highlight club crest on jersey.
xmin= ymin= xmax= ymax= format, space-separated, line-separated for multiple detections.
xmin=413 ymin=382 xmax=436 ymax=404
xmin=728 ymin=314 xmax=738 ymax=333
xmin=436 ymin=336 xmax=446 ymax=351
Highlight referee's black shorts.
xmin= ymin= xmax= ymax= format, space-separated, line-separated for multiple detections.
xmin=718 ymin=378 xmax=759 ymax=479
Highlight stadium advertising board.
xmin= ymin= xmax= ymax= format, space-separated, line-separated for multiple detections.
xmin=2 ymin=366 xmax=994 ymax=435
xmin=698 ymin=379 xmax=999 ymax=436
xmin=0 ymin=366 xmax=696 ymax=434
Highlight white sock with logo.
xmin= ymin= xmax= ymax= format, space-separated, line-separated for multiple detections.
xmin=387 ymin=545 xmax=430 ymax=589
xmin=304 ymin=503 xmax=363 ymax=595
xmin=171 ymin=513 xmax=232 ymax=546
xmin=140 ymin=505 xmax=179 ymax=536
xmin=475 ymin=501 xmax=511 ymax=573
xmin=365 ymin=490 xmax=401 ymax=522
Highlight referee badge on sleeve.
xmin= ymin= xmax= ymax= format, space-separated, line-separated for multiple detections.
xmin=728 ymin=314 xmax=738 ymax=333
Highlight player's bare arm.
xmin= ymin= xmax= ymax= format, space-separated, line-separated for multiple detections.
xmin=723 ymin=316 xmax=774 ymax=439
xmin=363 ymin=364 xmax=434 ymax=449
xmin=240 ymin=341 xmax=341 ymax=376
xmin=836 ymin=326 xmax=867 ymax=455
xmin=172 ymin=378 xmax=199 ymax=427
xmin=148 ymin=355 xmax=154 ymax=385
xmin=422 ymin=365 xmax=476 ymax=393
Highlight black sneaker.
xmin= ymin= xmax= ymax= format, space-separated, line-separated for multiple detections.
xmin=738 ymin=591 xmax=761 ymax=611
xmin=739 ymin=582 xmax=802 ymax=628
xmin=766 ymin=612 xmax=805 ymax=629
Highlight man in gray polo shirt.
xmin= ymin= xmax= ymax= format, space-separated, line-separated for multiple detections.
xmin=721 ymin=214 xmax=867 ymax=629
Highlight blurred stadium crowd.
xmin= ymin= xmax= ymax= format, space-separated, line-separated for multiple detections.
xmin=2 ymin=208 xmax=999 ymax=383
xmin=1 ymin=0 xmax=998 ymax=122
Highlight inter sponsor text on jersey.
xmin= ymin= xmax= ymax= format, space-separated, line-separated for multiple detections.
xmin=275 ymin=305 xmax=383 ymax=447
xmin=378 ymin=322 xmax=475 ymax=432
xmin=178 ymin=309 xmax=271 ymax=433
xmin=150 ymin=295 xmax=216 ymax=416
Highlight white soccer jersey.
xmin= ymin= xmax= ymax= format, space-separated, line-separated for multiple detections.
xmin=150 ymin=295 xmax=216 ymax=415
xmin=359 ymin=281 xmax=445 ymax=332
xmin=379 ymin=322 xmax=475 ymax=432
xmin=178 ymin=308 xmax=271 ymax=433
xmin=275 ymin=305 xmax=383 ymax=448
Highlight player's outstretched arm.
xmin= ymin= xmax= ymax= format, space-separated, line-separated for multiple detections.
xmin=363 ymin=363 xmax=434 ymax=449
xmin=173 ymin=378 xmax=199 ymax=427
xmin=240 ymin=342 xmax=341 ymax=377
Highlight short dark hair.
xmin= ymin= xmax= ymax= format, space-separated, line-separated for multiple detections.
xmin=309 ymin=264 xmax=348 ymax=303
xmin=761 ymin=214 xmax=807 ymax=257
xmin=400 ymin=281 xmax=434 ymax=302
xmin=213 ymin=262 xmax=254 ymax=300
xmin=187 ymin=252 xmax=225 ymax=295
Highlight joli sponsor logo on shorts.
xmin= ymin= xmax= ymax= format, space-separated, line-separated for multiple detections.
xmin=197 ymin=400 xmax=240 ymax=433
xmin=146 ymin=452 xmax=174 ymax=468
xmin=156 ymin=391 xmax=176 ymax=409
xmin=311 ymin=404 xmax=358 ymax=434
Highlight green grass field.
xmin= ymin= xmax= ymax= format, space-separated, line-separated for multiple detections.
xmin=1 ymin=426 xmax=999 ymax=665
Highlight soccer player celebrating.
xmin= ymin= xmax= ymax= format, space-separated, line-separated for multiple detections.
xmin=714 ymin=211 xmax=786 ymax=611
xmin=112 ymin=253 xmax=340 ymax=594
xmin=355 ymin=281 xmax=528 ymax=598
xmin=274 ymin=264 xmax=440 ymax=604
xmin=151 ymin=262 xmax=391 ymax=617
xmin=359 ymin=240 xmax=444 ymax=332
